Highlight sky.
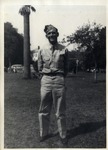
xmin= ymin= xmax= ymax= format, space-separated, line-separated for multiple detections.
xmin=3 ymin=3 xmax=106 ymax=50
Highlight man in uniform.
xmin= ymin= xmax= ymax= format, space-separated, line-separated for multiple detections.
xmin=38 ymin=24 xmax=68 ymax=146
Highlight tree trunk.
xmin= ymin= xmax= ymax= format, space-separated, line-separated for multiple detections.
xmin=8 ymin=57 xmax=11 ymax=68
xmin=8 ymin=57 xmax=12 ymax=72
xmin=23 ymin=14 xmax=31 ymax=79
xmin=76 ymin=59 xmax=79 ymax=74
xmin=94 ymin=60 xmax=97 ymax=82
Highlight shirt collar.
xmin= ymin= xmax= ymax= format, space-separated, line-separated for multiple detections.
xmin=48 ymin=42 xmax=59 ymax=50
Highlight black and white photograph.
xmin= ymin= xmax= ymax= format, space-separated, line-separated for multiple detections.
xmin=1 ymin=0 xmax=106 ymax=149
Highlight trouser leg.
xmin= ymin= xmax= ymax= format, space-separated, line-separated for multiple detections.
xmin=38 ymin=86 xmax=52 ymax=137
xmin=52 ymin=86 xmax=67 ymax=138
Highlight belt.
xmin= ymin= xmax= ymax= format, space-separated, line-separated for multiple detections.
xmin=43 ymin=73 xmax=64 ymax=76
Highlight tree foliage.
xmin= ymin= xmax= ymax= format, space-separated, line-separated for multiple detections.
xmin=4 ymin=22 xmax=23 ymax=67
xmin=19 ymin=5 xmax=36 ymax=16
xmin=67 ymin=22 xmax=106 ymax=70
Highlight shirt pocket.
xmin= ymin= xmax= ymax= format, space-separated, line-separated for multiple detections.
xmin=43 ymin=56 xmax=50 ymax=62
xmin=43 ymin=56 xmax=50 ymax=68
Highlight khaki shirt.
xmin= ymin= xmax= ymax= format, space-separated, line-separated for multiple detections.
xmin=38 ymin=43 xmax=68 ymax=77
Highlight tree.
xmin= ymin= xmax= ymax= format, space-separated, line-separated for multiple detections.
xmin=67 ymin=22 xmax=106 ymax=82
xmin=4 ymin=22 xmax=23 ymax=68
xmin=19 ymin=5 xmax=36 ymax=79
xmin=96 ymin=27 xmax=106 ymax=69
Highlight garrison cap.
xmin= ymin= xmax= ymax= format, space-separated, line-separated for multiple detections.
xmin=44 ymin=24 xmax=58 ymax=34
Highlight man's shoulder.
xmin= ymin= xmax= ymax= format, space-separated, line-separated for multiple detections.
xmin=57 ymin=43 xmax=65 ymax=48
xmin=40 ymin=43 xmax=50 ymax=50
xmin=38 ymin=44 xmax=50 ymax=55
xmin=57 ymin=43 xmax=66 ymax=50
xmin=39 ymin=43 xmax=67 ymax=51
xmin=57 ymin=43 xmax=68 ymax=52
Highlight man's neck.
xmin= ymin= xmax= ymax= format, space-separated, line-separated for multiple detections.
xmin=49 ymin=40 xmax=58 ymax=46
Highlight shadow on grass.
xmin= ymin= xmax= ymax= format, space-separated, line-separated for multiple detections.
xmin=67 ymin=119 xmax=106 ymax=139
xmin=41 ymin=120 xmax=106 ymax=142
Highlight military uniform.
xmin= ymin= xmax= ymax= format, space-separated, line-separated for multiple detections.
xmin=38 ymin=42 xmax=68 ymax=139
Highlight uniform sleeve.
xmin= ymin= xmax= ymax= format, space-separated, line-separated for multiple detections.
xmin=64 ymin=48 xmax=69 ymax=77
xmin=38 ymin=49 xmax=43 ymax=74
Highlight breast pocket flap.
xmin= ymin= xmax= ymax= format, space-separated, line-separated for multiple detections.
xmin=44 ymin=57 xmax=50 ymax=61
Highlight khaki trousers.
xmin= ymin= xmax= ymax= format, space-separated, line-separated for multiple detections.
xmin=38 ymin=75 xmax=67 ymax=138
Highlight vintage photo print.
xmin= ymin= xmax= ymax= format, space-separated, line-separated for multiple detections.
xmin=1 ymin=0 xmax=107 ymax=149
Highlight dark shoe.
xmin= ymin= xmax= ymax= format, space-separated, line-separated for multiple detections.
xmin=60 ymin=137 xmax=68 ymax=146
xmin=39 ymin=135 xmax=49 ymax=142
xmin=39 ymin=133 xmax=54 ymax=142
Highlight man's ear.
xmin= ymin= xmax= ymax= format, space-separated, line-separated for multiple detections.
xmin=57 ymin=32 xmax=59 ymax=37
xmin=46 ymin=34 xmax=48 ymax=38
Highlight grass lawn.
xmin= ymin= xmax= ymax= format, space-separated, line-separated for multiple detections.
xmin=4 ymin=72 xmax=106 ymax=148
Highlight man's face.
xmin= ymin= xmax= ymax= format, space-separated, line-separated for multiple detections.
xmin=46 ymin=29 xmax=58 ymax=45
